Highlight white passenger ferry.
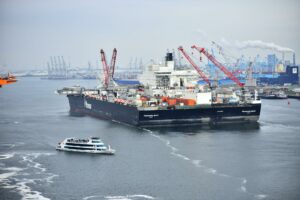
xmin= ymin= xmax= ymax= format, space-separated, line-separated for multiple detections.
xmin=56 ymin=137 xmax=115 ymax=155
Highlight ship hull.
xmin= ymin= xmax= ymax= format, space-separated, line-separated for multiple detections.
xmin=56 ymin=147 xmax=115 ymax=154
xmin=67 ymin=94 xmax=261 ymax=127
xmin=259 ymin=95 xmax=288 ymax=99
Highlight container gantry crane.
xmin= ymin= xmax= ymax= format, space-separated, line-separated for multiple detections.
xmin=191 ymin=45 xmax=244 ymax=87
xmin=211 ymin=41 xmax=232 ymax=65
xmin=178 ymin=46 xmax=211 ymax=87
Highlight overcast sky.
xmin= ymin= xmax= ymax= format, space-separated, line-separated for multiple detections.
xmin=0 ymin=0 xmax=299 ymax=71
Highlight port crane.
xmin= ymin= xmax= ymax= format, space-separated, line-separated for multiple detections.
xmin=178 ymin=46 xmax=211 ymax=87
xmin=211 ymin=41 xmax=242 ymax=74
xmin=191 ymin=45 xmax=245 ymax=87
xmin=211 ymin=41 xmax=232 ymax=65
xmin=100 ymin=48 xmax=117 ymax=89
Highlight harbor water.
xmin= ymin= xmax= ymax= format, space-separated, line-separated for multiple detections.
xmin=0 ymin=77 xmax=300 ymax=200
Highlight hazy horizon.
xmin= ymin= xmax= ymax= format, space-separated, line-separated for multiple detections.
xmin=0 ymin=0 xmax=299 ymax=71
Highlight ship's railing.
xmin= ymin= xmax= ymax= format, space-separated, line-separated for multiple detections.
xmin=85 ymin=94 xmax=103 ymax=100
xmin=83 ymin=90 xmax=99 ymax=95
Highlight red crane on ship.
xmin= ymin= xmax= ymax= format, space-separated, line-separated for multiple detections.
xmin=110 ymin=48 xmax=117 ymax=78
xmin=100 ymin=48 xmax=117 ymax=89
xmin=178 ymin=46 xmax=211 ymax=87
xmin=191 ymin=45 xmax=244 ymax=87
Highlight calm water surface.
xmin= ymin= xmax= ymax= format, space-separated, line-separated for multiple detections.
xmin=0 ymin=77 xmax=299 ymax=200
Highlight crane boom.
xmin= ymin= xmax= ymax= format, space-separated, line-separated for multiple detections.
xmin=100 ymin=49 xmax=110 ymax=88
xmin=191 ymin=45 xmax=244 ymax=87
xmin=100 ymin=48 xmax=118 ymax=89
xmin=178 ymin=46 xmax=211 ymax=86
xmin=110 ymin=48 xmax=117 ymax=77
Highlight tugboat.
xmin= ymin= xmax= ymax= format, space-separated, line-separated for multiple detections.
xmin=56 ymin=137 xmax=115 ymax=155
xmin=0 ymin=73 xmax=17 ymax=87
xmin=260 ymin=90 xmax=288 ymax=99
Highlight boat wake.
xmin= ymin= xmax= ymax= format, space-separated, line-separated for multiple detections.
xmin=146 ymin=129 xmax=268 ymax=199
xmin=0 ymin=153 xmax=15 ymax=160
xmin=0 ymin=152 xmax=58 ymax=200
xmin=260 ymin=121 xmax=299 ymax=131
xmin=83 ymin=194 xmax=156 ymax=200
xmin=0 ymin=142 xmax=25 ymax=150
xmin=0 ymin=119 xmax=22 ymax=125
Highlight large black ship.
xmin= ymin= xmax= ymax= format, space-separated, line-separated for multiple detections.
xmin=60 ymin=49 xmax=261 ymax=127
xmin=67 ymin=93 xmax=261 ymax=127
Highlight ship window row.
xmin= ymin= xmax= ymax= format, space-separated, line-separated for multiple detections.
xmin=65 ymin=146 xmax=95 ymax=150
xmin=65 ymin=145 xmax=94 ymax=149
xmin=65 ymin=143 xmax=105 ymax=148
xmin=65 ymin=146 xmax=106 ymax=151
xmin=67 ymin=139 xmax=89 ymax=143
xmin=91 ymin=137 xmax=100 ymax=140
xmin=65 ymin=143 xmax=94 ymax=147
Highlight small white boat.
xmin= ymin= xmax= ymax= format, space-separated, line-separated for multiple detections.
xmin=56 ymin=137 xmax=115 ymax=155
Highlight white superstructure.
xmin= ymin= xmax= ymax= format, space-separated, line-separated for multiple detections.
xmin=138 ymin=53 xmax=200 ymax=88
xmin=56 ymin=137 xmax=115 ymax=154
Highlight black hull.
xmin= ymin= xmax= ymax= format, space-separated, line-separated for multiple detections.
xmin=260 ymin=96 xmax=288 ymax=99
xmin=67 ymin=95 xmax=261 ymax=127
xmin=287 ymin=95 xmax=300 ymax=99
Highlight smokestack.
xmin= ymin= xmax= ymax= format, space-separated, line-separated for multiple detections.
xmin=293 ymin=53 xmax=296 ymax=65
xmin=282 ymin=52 xmax=285 ymax=64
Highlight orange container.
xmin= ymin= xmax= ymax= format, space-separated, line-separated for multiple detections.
xmin=176 ymin=98 xmax=183 ymax=103
xmin=185 ymin=99 xmax=196 ymax=106
xmin=175 ymin=98 xmax=196 ymax=106
xmin=161 ymin=96 xmax=169 ymax=102
xmin=167 ymin=99 xmax=177 ymax=106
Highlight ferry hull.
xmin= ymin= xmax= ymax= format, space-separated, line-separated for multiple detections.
xmin=56 ymin=147 xmax=115 ymax=154
xmin=67 ymin=94 xmax=261 ymax=127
